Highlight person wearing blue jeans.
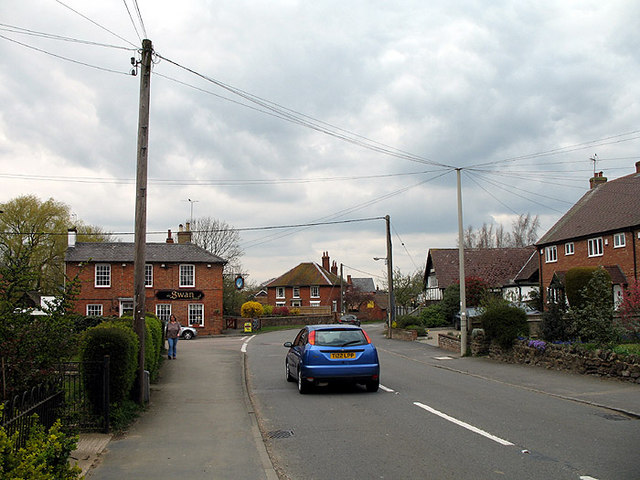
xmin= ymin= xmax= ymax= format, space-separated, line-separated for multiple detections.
xmin=166 ymin=314 xmax=180 ymax=359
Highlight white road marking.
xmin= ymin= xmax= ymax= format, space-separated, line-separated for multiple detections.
xmin=379 ymin=384 xmax=395 ymax=393
xmin=579 ymin=477 xmax=599 ymax=480
xmin=414 ymin=402 xmax=514 ymax=446
xmin=434 ymin=356 xmax=454 ymax=360
xmin=241 ymin=335 xmax=255 ymax=353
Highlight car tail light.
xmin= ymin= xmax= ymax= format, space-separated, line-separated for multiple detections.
xmin=362 ymin=330 xmax=372 ymax=344
xmin=308 ymin=330 xmax=316 ymax=345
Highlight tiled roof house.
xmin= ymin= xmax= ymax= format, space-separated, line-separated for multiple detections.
xmin=65 ymin=224 xmax=227 ymax=335
xmin=265 ymin=252 xmax=342 ymax=312
xmin=424 ymin=246 xmax=539 ymax=302
xmin=536 ymin=162 xmax=640 ymax=307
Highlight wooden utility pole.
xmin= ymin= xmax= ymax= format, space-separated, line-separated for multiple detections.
xmin=133 ymin=38 xmax=152 ymax=404
xmin=385 ymin=215 xmax=395 ymax=330
xmin=456 ymin=169 xmax=468 ymax=355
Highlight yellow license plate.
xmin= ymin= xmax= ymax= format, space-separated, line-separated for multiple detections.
xmin=331 ymin=352 xmax=356 ymax=359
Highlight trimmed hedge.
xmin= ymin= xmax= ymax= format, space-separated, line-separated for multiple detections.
xmin=480 ymin=302 xmax=529 ymax=350
xmin=79 ymin=323 xmax=139 ymax=409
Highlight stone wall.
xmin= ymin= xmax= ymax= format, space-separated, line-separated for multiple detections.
xmin=438 ymin=333 xmax=461 ymax=352
xmin=472 ymin=334 xmax=640 ymax=384
xmin=389 ymin=328 xmax=418 ymax=341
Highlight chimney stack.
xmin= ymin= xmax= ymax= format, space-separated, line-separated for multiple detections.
xmin=321 ymin=251 xmax=330 ymax=271
xmin=166 ymin=229 xmax=174 ymax=244
xmin=331 ymin=261 xmax=338 ymax=275
xmin=67 ymin=228 xmax=77 ymax=248
xmin=636 ymin=161 xmax=640 ymax=174
xmin=177 ymin=223 xmax=193 ymax=244
xmin=589 ymin=171 xmax=607 ymax=189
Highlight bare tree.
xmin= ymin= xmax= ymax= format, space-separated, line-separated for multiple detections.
xmin=190 ymin=217 xmax=244 ymax=273
xmin=511 ymin=213 xmax=540 ymax=247
xmin=462 ymin=213 xmax=540 ymax=248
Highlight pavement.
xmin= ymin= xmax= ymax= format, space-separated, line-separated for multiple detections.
xmin=72 ymin=327 xmax=640 ymax=478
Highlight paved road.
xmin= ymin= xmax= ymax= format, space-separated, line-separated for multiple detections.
xmin=246 ymin=324 xmax=640 ymax=480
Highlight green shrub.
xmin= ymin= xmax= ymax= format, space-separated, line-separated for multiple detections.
xmin=405 ymin=325 xmax=427 ymax=336
xmin=566 ymin=268 xmax=618 ymax=345
xmin=565 ymin=267 xmax=609 ymax=308
xmin=480 ymin=298 xmax=529 ymax=349
xmin=0 ymin=412 xmax=82 ymax=480
xmin=108 ymin=315 xmax=164 ymax=382
xmin=541 ymin=291 xmax=570 ymax=342
xmin=80 ymin=324 xmax=139 ymax=409
xmin=262 ymin=304 xmax=274 ymax=316
xmin=418 ymin=304 xmax=449 ymax=328
xmin=395 ymin=314 xmax=422 ymax=329
xmin=613 ymin=343 xmax=640 ymax=357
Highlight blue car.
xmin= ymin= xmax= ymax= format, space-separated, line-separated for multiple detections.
xmin=284 ymin=325 xmax=380 ymax=394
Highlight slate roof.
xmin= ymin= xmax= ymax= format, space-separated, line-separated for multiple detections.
xmin=65 ymin=242 xmax=226 ymax=264
xmin=537 ymin=168 xmax=640 ymax=245
xmin=351 ymin=277 xmax=376 ymax=292
xmin=266 ymin=262 xmax=341 ymax=287
xmin=425 ymin=246 xmax=538 ymax=289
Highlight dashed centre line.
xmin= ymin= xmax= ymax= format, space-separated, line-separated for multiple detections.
xmin=413 ymin=401 xmax=514 ymax=446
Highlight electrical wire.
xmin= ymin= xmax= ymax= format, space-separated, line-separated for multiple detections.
xmin=0 ymin=23 xmax=135 ymax=51
xmin=122 ymin=0 xmax=142 ymax=43
xmin=132 ymin=0 xmax=148 ymax=39
xmin=154 ymin=54 xmax=453 ymax=169
xmin=54 ymin=0 xmax=138 ymax=48
xmin=0 ymin=33 xmax=131 ymax=75
xmin=0 ymin=216 xmax=384 ymax=237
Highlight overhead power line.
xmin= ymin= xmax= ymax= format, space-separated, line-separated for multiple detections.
xmin=154 ymin=54 xmax=454 ymax=169
xmin=0 ymin=216 xmax=385 ymax=237
xmin=0 ymin=33 xmax=132 ymax=75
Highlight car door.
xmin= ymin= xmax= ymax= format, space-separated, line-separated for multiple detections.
xmin=288 ymin=328 xmax=307 ymax=372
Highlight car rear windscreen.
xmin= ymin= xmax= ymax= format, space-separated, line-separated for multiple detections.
xmin=315 ymin=329 xmax=366 ymax=346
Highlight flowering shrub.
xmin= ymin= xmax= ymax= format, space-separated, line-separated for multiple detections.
xmin=273 ymin=306 xmax=290 ymax=316
xmin=527 ymin=339 xmax=547 ymax=352
xmin=241 ymin=301 xmax=264 ymax=318
xmin=290 ymin=307 xmax=301 ymax=315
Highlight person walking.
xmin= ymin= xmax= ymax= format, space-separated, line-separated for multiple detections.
xmin=166 ymin=314 xmax=181 ymax=359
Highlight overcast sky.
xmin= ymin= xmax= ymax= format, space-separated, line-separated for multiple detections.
xmin=1 ymin=0 xmax=639 ymax=285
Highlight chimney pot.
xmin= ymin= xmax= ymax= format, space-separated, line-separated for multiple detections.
xmin=67 ymin=228 xmax=77 ymax=248
xmin=166 ymin=229 xmax=174 ymax=244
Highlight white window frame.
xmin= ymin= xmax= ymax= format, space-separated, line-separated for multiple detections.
xmin=275 ymin=301 xmax=285 ymax=307
xmin=613 ymin=233 xmax=626 ymax=248
xmin=156 ymin=304 xmax=171 ymax=322
xmin=145 ymin=264 xmax=153 ymax=287
xmin=545 ymin=245 xmax=557 ymax=263
xmin=310 ymin=285 xmax=320 ymax=298
xmin=290 ymin=300 xmax=301 ymax=307
xmin=588 ymin=237 xmax=603 ymax=257
xmin=310 ymin=301 xmax=321 ymax=307
xmin=188 ymin=303 xmax=204 ymax=326
xmin=86 ymin=304 xmax=103 ymax=316
xmin=564 ymin=242 xmax=574 ymax=256
xmin=180 ymin=264 xmax=195 ymax=287
xmin=119 ymin=299 xmax=133 ymax=317
xmin=95 ymin=264 xmax=111 ymax=287
xmin=276 ymin=287 xmax=285 ymax=299
xmin=292 ymin=286 xmax=300 ymax=298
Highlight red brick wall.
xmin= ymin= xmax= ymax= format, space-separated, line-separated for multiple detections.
xmin=65 ymin=261 xmax=224 ymax=335
xmin=539 ymin=229 xmax=639 ymax=303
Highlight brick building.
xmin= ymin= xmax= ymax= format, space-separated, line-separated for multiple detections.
xmin=265 ymin=252 xmax=342 ymax=312
xmin=536 ymin=162 xmax=640 ymax=307
xmin=64 ymin=225 xmax=226 ymax=335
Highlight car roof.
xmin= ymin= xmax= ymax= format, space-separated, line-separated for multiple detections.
xmin=305 ymin=324 xmax=362 ymax=331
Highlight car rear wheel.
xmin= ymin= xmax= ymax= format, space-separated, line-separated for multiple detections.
xmin=297 ymin=367 xmax=310 ymax=394
xmin=182 ymin=331 xmax=193 ymax=340
xmin=285 ymin=361 xmax=295 ymax=382
xmin=366 ymin=379 xmax=379 ymax=393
